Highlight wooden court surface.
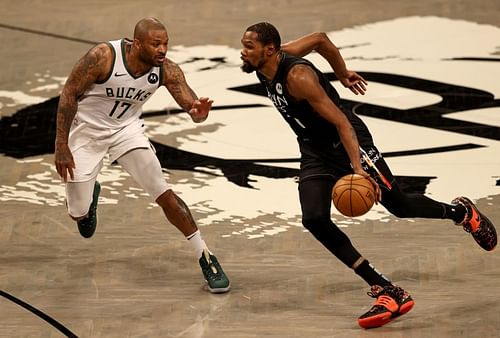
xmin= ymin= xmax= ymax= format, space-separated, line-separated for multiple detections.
xmin=1 ymin=1 xmax=500 ymax=337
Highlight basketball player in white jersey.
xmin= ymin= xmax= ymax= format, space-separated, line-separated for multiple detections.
xmin=54 ymin=17 xmax=230 ymax=293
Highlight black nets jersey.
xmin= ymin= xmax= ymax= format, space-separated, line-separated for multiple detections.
xmin=256 ymin=53 xmax=373 ymax=148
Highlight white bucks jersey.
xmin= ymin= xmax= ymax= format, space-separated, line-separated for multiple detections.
xmin=75 ymin=39 xmax=163 ymax=128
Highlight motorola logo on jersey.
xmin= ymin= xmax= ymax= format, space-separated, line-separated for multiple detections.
xmin=148 ymin=73 xmax=159 ymax=84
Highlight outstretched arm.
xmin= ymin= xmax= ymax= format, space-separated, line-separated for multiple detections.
xmin=281 ymin=32 xmax=367 ymax=95
xmin=54 ymin=43 xmax=110 ymax=182
xmin=163 ymin=58 xmax=212 ymax=123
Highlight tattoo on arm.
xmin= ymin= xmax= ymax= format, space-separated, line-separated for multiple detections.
xmin=164 ymin=59 xmax=197 ymax=112
xmin=55 ymin=45 xmax=107 ymax=144
xmin=55 ymin=101 xmax=77 ymax=144
xmin=350 ymin=126 xmax=357 ymax=141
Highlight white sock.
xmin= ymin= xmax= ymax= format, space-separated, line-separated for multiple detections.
xmin=186 ymin=230 xmax=209 ymax=258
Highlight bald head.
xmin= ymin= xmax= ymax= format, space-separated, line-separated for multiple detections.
xmin=133 ymin=18 xmax=167 ymax=40
xmin=130 ymin=18 xmax=169 ymax=67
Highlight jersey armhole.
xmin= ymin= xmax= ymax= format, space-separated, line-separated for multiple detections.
xmin=158 ymin=64 xmax=164 ymax=88
xmin=95 ymin=42 xmax=116 ymax=84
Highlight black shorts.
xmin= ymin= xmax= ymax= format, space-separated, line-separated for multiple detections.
xmin=298 ymin=139 xmax=396 ymax=189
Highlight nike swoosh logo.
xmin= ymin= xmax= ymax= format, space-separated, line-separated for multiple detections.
xmin=115 ymin=72 xmax=127 ymax=77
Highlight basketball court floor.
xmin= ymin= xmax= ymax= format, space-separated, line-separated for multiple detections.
xmin=1 ymin=1 xmax=499 ymax=337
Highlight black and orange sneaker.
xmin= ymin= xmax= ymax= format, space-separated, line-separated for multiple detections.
xmin=358 ymin=284 xmax=414 ymax=329
xmin=452 ymin=196 xmax=497 ymax=251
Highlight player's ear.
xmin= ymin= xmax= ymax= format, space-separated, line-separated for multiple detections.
xmin=265 ymin=43 xmax=276 ymax=56
xmin=132 ymin=38 xmax=141 ymax=51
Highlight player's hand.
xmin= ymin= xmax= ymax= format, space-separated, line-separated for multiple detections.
xmin=339 ymin=71 xmax=368 ymax=95
xmin=189 ymin=97 xmax=213 ymax=123
xmin=353 ymin=168 xmax=382 ymax=203
xmin=54 ymin=143 xmax=75 ymax=182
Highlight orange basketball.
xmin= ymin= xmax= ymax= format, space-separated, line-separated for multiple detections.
xmin=332 ymin=174 xmax=375 ymax=217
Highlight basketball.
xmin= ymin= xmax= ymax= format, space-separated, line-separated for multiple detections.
xmin=332 ymin=174 xmax=375 ymax=217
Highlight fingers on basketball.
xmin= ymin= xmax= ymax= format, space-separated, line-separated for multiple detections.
xmin=332 ymin=174 xmax=376 ymax=217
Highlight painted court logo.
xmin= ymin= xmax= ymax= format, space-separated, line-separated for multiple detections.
xmin=0 ymin=17 xmax=498 ymax=237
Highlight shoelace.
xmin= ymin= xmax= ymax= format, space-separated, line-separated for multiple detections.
xmin=371 ymin=295 xmax=398 ymax=312
xmin=367 ymin=285 xmax=385 ymax=298
xmin=368 ymin=285 xmax=405 ymax=303
xmin=202 ymin=251 xmax=222 ymax=280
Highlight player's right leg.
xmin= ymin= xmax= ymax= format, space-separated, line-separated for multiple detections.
xmin=66 ymin=180 xmax=101 ymax=238
xmin=65 ymin=121 xmax=106 ymax=238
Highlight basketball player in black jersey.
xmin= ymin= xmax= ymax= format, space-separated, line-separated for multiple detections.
xmin=240 ymin=22 xmax=497 ymax=329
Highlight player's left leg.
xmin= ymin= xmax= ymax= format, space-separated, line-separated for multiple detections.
xmin=451 ymin=197 xmax=497 ymax=251
xmin=117 ymin=147 xmax=230 ymax=293
xmin=358 ymin=284 xmax=414 ymax=329
xmin=362 ymin=145 xmax=496 ymax=250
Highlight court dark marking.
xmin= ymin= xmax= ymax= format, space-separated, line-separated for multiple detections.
xmin=0 ymin=289 xmax=78 ymax=338
xmin=142 ymin=103 xmax=267 ymax=118
xmin=0 ymin=73 xmax=497 ymax=190
xmin=445 ymin=57 xmax=500 ymax=62
xmin=210 ymin=143 xmax=485 ymax=163
xmin=382 ymin=143 xmax=485 ymax=157
xmin=230 ymin=72 xmax=500 ymax=141
xmin=0 ymin=22 xmax=97 ymax=45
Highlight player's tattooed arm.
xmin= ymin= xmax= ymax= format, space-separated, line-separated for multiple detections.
xmin=55 ymin=44 xmax=110 ymax=145
xmin=163 ymin=58 xmax=197 ymax=111
xmin=163 ymin=58 xmax=213 ymax=123
xmin=54 ymin=43 xmax=110 ymax=181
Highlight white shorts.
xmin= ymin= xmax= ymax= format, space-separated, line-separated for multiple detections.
xmin=68 ymin=118 xmax=150 ymax=182
xmin=66 ymin=147 xmax=170 ymax=217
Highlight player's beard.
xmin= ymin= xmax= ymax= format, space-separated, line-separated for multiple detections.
xmin=240 ymin=61 xmax=257 ymax=73
xmin=241 ymin=52 xmax=265 ymax=73
xmin=139 ymin=50 xmax=161 ymax=67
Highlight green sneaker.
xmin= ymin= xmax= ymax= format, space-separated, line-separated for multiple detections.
xmin=77 ymin=181 xmax=101 ymax=238
xmin=199 ymin=249 xmax=231 ymax=293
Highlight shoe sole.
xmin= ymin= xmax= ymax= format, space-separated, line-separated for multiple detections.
xmin=358 ymin=298 xmax=415 ymax=329
xmin=204 ymin=280 xmax=231 ymax=294
xmin=393 ymin=299 xmax=415 ymax=318
xmin=358 ymin=310 xmax=393 ymax=329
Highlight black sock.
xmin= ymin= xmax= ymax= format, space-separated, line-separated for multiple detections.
xmin=442 ymin=202 xmax=467 ymax=223
xmin=354 ymin=259 xmax=392 ymax=287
